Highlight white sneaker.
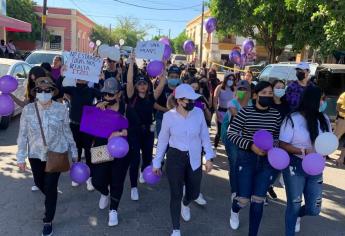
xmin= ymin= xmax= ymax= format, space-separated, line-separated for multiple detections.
xmin=71 ymin=181 xmax=79 ymax=187
xmin=31 ymin=185 xmax=39 ymax=191
xmin=131 ymin=187 xmax=139 ymax=201
xmin=139 ymin=172 xmax=145 ymax=184
xmin=295 ymin=217 xmax=301 ymax=233
xmin=99 ymin=194 xmax=109 ymax=210
xmin=108 ymin=210 xmax=118 ymax=226
xmin=181 ymin=202 xmax=191 ymax=221
xmin=86 ymin=178 xmax=95 ymax=191
xmin=171 ymin=230 xmax=181 ymax=236
xmin=229 ymin=209 xmax=239 ymax=230
xmin=194 ymin=193 xmax=207 ymax=205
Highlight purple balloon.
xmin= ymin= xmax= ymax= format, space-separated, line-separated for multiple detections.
xmin=107 ymin=137 xmax=129 ymax=158
xmin=205 ymin=17 xmax=217 ymax=34
xmin=229 ymin=50 xmax=241 ymax=66
xmin=240 ymin=53 xmax=247 ymax=67
xmin=243 ymin=39 xmax=254 ymax=55
xmin=70 ymin=162 xmax=90 ymax=184
xmin=302 ymin=153 xmax=325 ymax=176
xmin=0 ymin=75 xmax=18 ymax=94
xmin=147 ymin=60 xmax=164 ymax=77
xmin=143 ymin=165 xmax=161 ymax=185
xmin=253 ymin=129 xmax=273 ymax=151
xmin=163 ymin=44 xmax=172 ymax=61
xmin=159 ymin=37 xmax=170 ymax=46
xmin=89 ymin=41 xmax=95 ymax=49
xmin=0 ymin=94 xmax=15 ymax=116
xmin=268 ymin=148 xmax=290 ymax=170
xmin=183 ymin=40 xmax=195 ymax=55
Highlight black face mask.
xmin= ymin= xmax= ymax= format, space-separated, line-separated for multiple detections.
xmin=76 ymin=83 xmax=87 ymax=88
xmin=183 ymin=101 xmax=195 ymax=111
xmin=104 ymin=98 xmax=117 ymax=106
xmin=296 ymin=71 xmax=305 ymax=81
xmin=258 ymin=96 xmax=273 ymax=108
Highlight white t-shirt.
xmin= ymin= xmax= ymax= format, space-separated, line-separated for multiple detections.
xmin=279 ymin=112 xmax=331 ymax=158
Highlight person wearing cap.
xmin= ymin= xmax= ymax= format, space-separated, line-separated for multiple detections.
xmin=91 ymin=77 xmax=129 ymax=227
xmin=213 ymin=71 xmax=235 ymax=148
xmin=221 ymin=79 xmax=252 ymax=202
xmin=99 ymin=57 xmax=122 ymax=87
xmin=154 ymin=64 xmax=181 ymax=136
xmin=17 ymin=77 xmax=77 ymax=236
xmin=227 ymin=81 xmax=282 ymax=235
xmin=62 ymin=79 xmax=101 ymax=189
xmin=152 ymin=84 xmax=214 ymax=236
xmin=286 ymin=62 xmax=313 ymax=110
xmin=126 ymin=54 xmax=165 ymax=201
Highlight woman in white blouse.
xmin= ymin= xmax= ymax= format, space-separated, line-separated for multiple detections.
xmin=17 ymin=77 xmax=77 ymax=236
xmin=152 ymin=84 xmax=214 ymax=236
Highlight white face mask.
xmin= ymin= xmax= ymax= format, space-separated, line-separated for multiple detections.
xmin=36 ymin=92 xmax=52 ymax=104
xmin=273 ymin=88 xmax=285 ymax=98
xmin=227 ymin=80 xmax=233 ymax=87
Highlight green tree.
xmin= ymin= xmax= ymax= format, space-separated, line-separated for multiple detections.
xmin=89 ymin=25 xmax=115 ymax=45
xmin=171 ymin=31 xmax=188 ymax=54
xmin=6 ymin=0 xmax=41 ymax=41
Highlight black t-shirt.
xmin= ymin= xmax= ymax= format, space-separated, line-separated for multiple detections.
xmin=155 ymin=84 xmax=173 ymax=108
xmin=126 ymin=93 xmax=155 ymax=128
xmin=271 ymin=96 xmax=290 ymax=120
xmin=104 ymin=70 xmax=117 ymax=80
xmin=62 ymin=85 xmax=101 ymax=123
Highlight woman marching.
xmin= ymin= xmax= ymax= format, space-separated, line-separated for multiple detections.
xmin=279 ymin=86 xmax=331 ymax=235
xmin=126 ymin=54 xmax=166 ymax=200
xmin=17 ymin=77 xmax=77 ymax=236
xmin=228 ymin=81 xmax=282 ymax=235
xmin=91 ymin=77 xmax=130 ymax=226
xmin=152 ymin=84 xmax=214 ymax=236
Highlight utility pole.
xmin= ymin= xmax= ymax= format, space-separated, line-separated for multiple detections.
xmin=199 ymin=1 xmax=205 ymax=67
xmin=109 ymin=24 xmax=112 ymax=44
xmin=41 ymin=0 xmax=48 ymax=49
xmin=157 ymin=28 xmax=162 ymax=37
xmin=168 ymin=29 xmax=171 ymax=39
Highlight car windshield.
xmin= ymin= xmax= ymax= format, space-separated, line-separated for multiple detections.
xmin=175 ymin=56 xmax=187 ymax=61
xmin=26 ymin=53 xmax=60 ymax=65
xmin=0 ymin=64 xmax=10 ymax=76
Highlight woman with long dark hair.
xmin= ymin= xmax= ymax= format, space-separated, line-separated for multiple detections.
xmin=279 ymin=86 xmax=331 ymax=235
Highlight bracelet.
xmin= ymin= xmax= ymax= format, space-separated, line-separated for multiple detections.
xmin=300 ymin=148 xmax=305 ymax=156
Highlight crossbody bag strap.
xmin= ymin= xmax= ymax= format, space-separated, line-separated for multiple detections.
xmin=34 ymin=102 xmax=47 ymax=147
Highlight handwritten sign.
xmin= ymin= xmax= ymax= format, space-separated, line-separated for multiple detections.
xmin=135 ymin=40 xmax=165 ymax=60
xmin=64 ymin=51 xmax=103 ymax=83
xmin=80 ymin=106 xmax=129 ymax=138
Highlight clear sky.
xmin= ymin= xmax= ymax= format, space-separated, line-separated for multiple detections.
xmin=34 ymin=0 xmax=206 ymax=39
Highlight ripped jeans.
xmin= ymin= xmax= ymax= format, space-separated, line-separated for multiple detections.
xmin=283 ymin=155 xmax=323 ymax=236
xmin=232 ymin=149 xmax=279 ymax=236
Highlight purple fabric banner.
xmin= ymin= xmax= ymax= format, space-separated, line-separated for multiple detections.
xmin=80 ymin=106 xmax=128 ymax=138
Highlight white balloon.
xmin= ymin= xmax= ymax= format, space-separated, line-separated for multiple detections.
xmin=96 ymin=40 xmax=102 ymax=46
xmin=119 ymin=39 xmax=125 ymax=46
xmin=315 ymin=132 xmax=339 ymax=156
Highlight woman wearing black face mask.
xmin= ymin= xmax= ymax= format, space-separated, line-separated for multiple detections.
xmin=62 ymin=79 xmax=102 ymax=189
xmin=227 ymin=81 xmax=282 ymax=235
xmin=152 ymin=84 xmax=214 ymax=236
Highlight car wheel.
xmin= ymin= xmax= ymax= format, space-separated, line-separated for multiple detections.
xmin=0 ymin=115 xmax=11 ymax=130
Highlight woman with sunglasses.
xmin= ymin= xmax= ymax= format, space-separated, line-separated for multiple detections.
xmin=152 ymin=84 xmax=214 ymax=236
xmin=91 ymin=77 xmax=130 ymax=227
xmin=17 ymin=77 xmax=77 ymax=236
xmin=126 ymin=54 xmax=166 ymax=200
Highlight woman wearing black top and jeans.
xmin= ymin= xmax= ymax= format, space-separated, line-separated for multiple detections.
xmin=91 ymin=78 xmax=129 ymax=227
xmin=126 ymin=54 xmax=166 ymax=201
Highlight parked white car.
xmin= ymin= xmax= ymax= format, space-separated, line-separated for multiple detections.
xmin=0 ymin=58 xmax=31 ymax=129
xmin=25 ymin=50 xmax=64 ymax=66
xmin=172 ymin=54 xmax=187 ymax=66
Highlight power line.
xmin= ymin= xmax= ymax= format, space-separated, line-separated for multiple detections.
xmin=111 ymin=0 xmax=201 ymax=11
xmin=86 ymin=14 xmax=189 ymax=22
xmin=69 ymin=0 xmax=97 ymax=22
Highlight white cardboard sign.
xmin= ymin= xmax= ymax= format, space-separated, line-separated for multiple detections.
xmin=64 ymin=51 xmax=103 ymax=83
xmin=135 ymin=40 xmax=164 ymax=60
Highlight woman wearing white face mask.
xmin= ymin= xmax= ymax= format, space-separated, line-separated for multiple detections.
xmin=17 ymin=77 xmax=77 ymax=236
xmin=272 ymin=79 xmax=290 ymax=119
xmin=213 ymin=72 xmax=235 ymax=148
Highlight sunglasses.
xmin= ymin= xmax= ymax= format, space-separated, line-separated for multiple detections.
xmin=35 ymin=88 xmax=54 ymax=93
xmin=103 ymin=92 xmax=116 ymax=97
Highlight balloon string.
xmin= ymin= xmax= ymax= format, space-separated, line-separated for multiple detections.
xmin=211 ymin=62 xmax=261 ymax=74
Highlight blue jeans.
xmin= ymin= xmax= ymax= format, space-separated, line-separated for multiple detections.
xmin=233 ymin=149 xmax=279 ymax=236
xmin=223 ymin=137 xmax=238 ymax=194
xmin=283 ymin=155 xmax=323 ymax=236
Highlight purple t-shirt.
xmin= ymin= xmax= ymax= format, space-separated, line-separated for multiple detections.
xmin=285 ymin=81 xmax=313 ymax=110
xmin=51 ymin=67 xmax=61 ymax=80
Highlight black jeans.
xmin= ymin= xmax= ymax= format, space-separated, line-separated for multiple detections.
xmin=166 ymin=148 xmax=202 ymax=230
xmin=92 ymin=154 xmax=131 ymax=210
xmin=29 ymin=158 xmax=61 ymax=223
xmin=70 ymin=123 xmax=94 ymax=176
xmin=128 ymin=126 xmax=154 ymax=188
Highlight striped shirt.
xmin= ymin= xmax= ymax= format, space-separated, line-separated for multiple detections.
xmin=227 ymin=105 xmax=282 ymax=150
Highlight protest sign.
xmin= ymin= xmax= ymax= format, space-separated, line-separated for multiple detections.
xmin=64 ymin=51 xmax=103 ymax=83
xmin=135 ymin=40 xmax=165 ymax=60
xmin=80 ymin=106 xmax=129 ymax=138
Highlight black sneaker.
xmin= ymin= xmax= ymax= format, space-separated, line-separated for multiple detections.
xmin=268 ymin=186 xmax=278 ymax=199
xmin=42 ymin=222 xmax=53 ymax=236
